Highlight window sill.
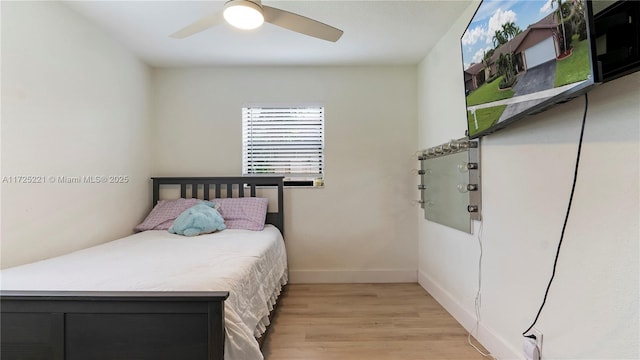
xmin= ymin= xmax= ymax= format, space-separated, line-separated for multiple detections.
xmin=285 ymin=185 xmax=324 ymax=189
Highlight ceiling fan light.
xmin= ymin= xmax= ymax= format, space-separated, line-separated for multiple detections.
xmin=223 ymin=0 xmax=264 ymax=30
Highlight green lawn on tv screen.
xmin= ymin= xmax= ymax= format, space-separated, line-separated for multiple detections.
xmin=555 ymin=37 xmax=591 ymax=87
xmin=467 ymin=105 xmax=508 ymax=136
xmin=466 ymin=75 xmax=514 ymax=135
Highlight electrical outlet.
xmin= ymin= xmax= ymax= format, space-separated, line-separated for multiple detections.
xmin=523 ymin=328 xmax=543 ymax=360
xmin=531 ymin=328 xmax=543 ymax=355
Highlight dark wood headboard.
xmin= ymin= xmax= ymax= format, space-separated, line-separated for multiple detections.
xmin=151 ymin=176 xmax=285 ymax=237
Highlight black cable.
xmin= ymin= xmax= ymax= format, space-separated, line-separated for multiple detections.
xmin=522 ymin=93 xmax=589 ymax=338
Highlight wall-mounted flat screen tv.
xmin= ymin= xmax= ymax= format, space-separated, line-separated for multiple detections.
xmin=461 ymin=0 xmax=601 ymax=138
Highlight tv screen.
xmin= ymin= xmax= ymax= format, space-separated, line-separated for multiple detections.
xmin=461 ymin=0 xmax=600 ymax=138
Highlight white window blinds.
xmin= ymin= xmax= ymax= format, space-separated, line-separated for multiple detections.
xmin=242 ymin=106 xmax=324 ymax=180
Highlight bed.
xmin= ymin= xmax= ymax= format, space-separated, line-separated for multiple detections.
xmin=0 ymin=176 xmax=286 ymax=360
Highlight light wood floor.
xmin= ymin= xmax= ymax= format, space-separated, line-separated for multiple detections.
xmin=262 ymin=283 xmax=489 ymax=360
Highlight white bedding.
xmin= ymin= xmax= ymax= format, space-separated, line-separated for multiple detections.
xmin=0 ymin=225 xmax=288 ymax=360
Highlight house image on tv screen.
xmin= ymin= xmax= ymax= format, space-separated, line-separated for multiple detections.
xmin=462 ymin=0 xmax=592 ymax=137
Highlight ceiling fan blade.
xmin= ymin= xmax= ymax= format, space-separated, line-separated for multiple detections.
xmin=263 ymin=5 xmax=343 ymax=42
xmin=170 ymin=11 xmax=224 ymax=39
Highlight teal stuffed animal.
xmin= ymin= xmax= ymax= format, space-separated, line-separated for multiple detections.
xmin=169 ymin=201 xmax=226 ymax=236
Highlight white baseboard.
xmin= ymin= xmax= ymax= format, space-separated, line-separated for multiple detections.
xmin=289 ymin=269 xmax=417 ymax=284
xmin=418 ymin=270 xmax=521 ymax=360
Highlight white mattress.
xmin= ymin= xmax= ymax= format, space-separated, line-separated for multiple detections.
xmin=0 ymin=225 xmax=288 ymax=360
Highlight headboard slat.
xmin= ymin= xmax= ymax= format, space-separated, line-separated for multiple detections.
xmin=203 ymin=184 xmax=210 ymax=200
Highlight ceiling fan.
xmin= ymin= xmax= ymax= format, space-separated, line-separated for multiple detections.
xmin=171 ymin=0 xmax=343 ymax=42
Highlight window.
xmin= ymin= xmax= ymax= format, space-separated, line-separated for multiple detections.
xmin=242 ymin=106 xmax=324 ymax=186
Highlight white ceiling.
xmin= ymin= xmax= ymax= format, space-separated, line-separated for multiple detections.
xmin=64 ymin=0 xmax=473 ymax=67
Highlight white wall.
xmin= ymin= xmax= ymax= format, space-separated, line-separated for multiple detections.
xmin=152 ymin=66 xmax=418 ymax=283
xmin=418 ymin=2 xmax=639 ymax=359
xmin=1 ymin=1 xmax=152 ymax=268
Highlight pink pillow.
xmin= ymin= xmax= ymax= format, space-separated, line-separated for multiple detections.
xmin=214 ymin=197 xmax=268 ymax=231
xmin=135 ymin=198 xmax=201 ymax=232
